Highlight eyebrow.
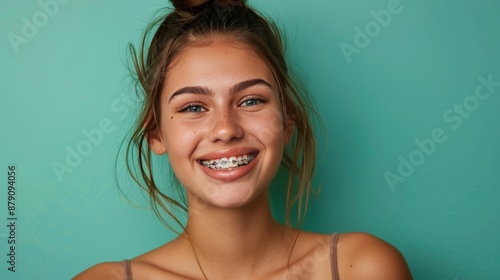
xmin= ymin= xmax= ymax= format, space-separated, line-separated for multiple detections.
xmin=168 ymin=79 xmax=273 ymax=103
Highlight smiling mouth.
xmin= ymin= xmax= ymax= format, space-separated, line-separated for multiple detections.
xmin=198 ymin=153 xmax=258 ymax=170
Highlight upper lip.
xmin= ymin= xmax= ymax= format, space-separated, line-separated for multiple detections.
xmin=197 ymin=147 xmax=259 ymax=161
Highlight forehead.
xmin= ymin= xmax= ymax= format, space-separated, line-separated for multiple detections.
xmin=164 ymin=41 xmax=277 ymax=93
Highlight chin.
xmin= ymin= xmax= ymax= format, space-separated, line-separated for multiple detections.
xmin=194 ymin=182 xmax=267 ymax=209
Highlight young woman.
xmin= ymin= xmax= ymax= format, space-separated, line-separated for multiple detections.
xmin=74 ymin=0 xmax=413 ymax=279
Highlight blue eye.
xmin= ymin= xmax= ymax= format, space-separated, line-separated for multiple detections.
xmin=241 ymin=98 xmax=264 ymax=107
xmin=179 ymin=104 xmax=206 ymax=113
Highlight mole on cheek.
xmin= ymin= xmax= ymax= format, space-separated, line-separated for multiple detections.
xmin=170 ymin=116 xmax=173 ymax=120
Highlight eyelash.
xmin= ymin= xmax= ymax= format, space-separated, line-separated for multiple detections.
xmin=177 ymin=96 xmax=268 ymax=113
xmin=178 ymin=102 xmax=206 ymax=113
xmin=239 ymin=96 xmax=267 ymax=107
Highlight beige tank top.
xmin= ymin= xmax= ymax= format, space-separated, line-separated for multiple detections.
xmin=123 ymin=232 xmax=340 ymax=280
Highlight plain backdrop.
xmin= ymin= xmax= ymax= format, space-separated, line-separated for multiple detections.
xmin=0 ymin=0 xmax=499 ymax=279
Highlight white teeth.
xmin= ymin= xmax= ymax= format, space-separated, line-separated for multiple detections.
xmin=220 ymin=158 xmax=228 ymax=165
xmin=200 ymin=153 xmax=256 ymax=170
xmin=231 ymin=157 xmax=239 ymax=167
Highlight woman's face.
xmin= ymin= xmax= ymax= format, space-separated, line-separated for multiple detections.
xmin=149 ymin=41 xmax=293 ymax=209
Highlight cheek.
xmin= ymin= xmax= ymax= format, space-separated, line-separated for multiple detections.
xmin=163 ymin=121 xmax=201 ymax=155
xmin=251 ymin=110 xmax=286 ymax=145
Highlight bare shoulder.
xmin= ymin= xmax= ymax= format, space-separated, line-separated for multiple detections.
xmin=337 ymin=232 xmax=413 ymax=280
xmin=72 ymin=261 xmax=124 ymax=280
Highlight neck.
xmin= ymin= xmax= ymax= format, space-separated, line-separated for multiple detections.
xmin=179 ymin=190 xmax=298 ymax=279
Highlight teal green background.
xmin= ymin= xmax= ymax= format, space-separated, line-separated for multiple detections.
xmin=0 ymin=0 xmax=498 ymax=279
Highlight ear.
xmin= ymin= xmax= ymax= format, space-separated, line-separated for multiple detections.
xmin=284 ymin=116 xmax=295 ymax=145
xmin=148 ymin=128 xmax=168 ymax=155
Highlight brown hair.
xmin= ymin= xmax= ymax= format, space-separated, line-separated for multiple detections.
xmin=124 ymin=0 xmax=318 ymax=236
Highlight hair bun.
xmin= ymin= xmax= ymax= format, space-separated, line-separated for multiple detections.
xmin=169 ymin=0 xmax=209 ymax=10
xmin=214 ymin=0 xmax=246 ymax=6
xmin=170 ymin=0 xmax=246 ymax=11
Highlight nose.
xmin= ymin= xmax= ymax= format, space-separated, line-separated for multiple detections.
xmin=208 ymin=108 xmax=243 ymax=143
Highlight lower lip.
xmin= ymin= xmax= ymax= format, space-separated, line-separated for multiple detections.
xmin=198 ymin=155 xmax=258 ymax=182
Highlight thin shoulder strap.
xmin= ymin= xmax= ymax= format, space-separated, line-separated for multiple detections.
xmin=330 ymin=233 xmax=340 ymax=280
xmin=122 ymin=259 xmax=132 ymax=280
